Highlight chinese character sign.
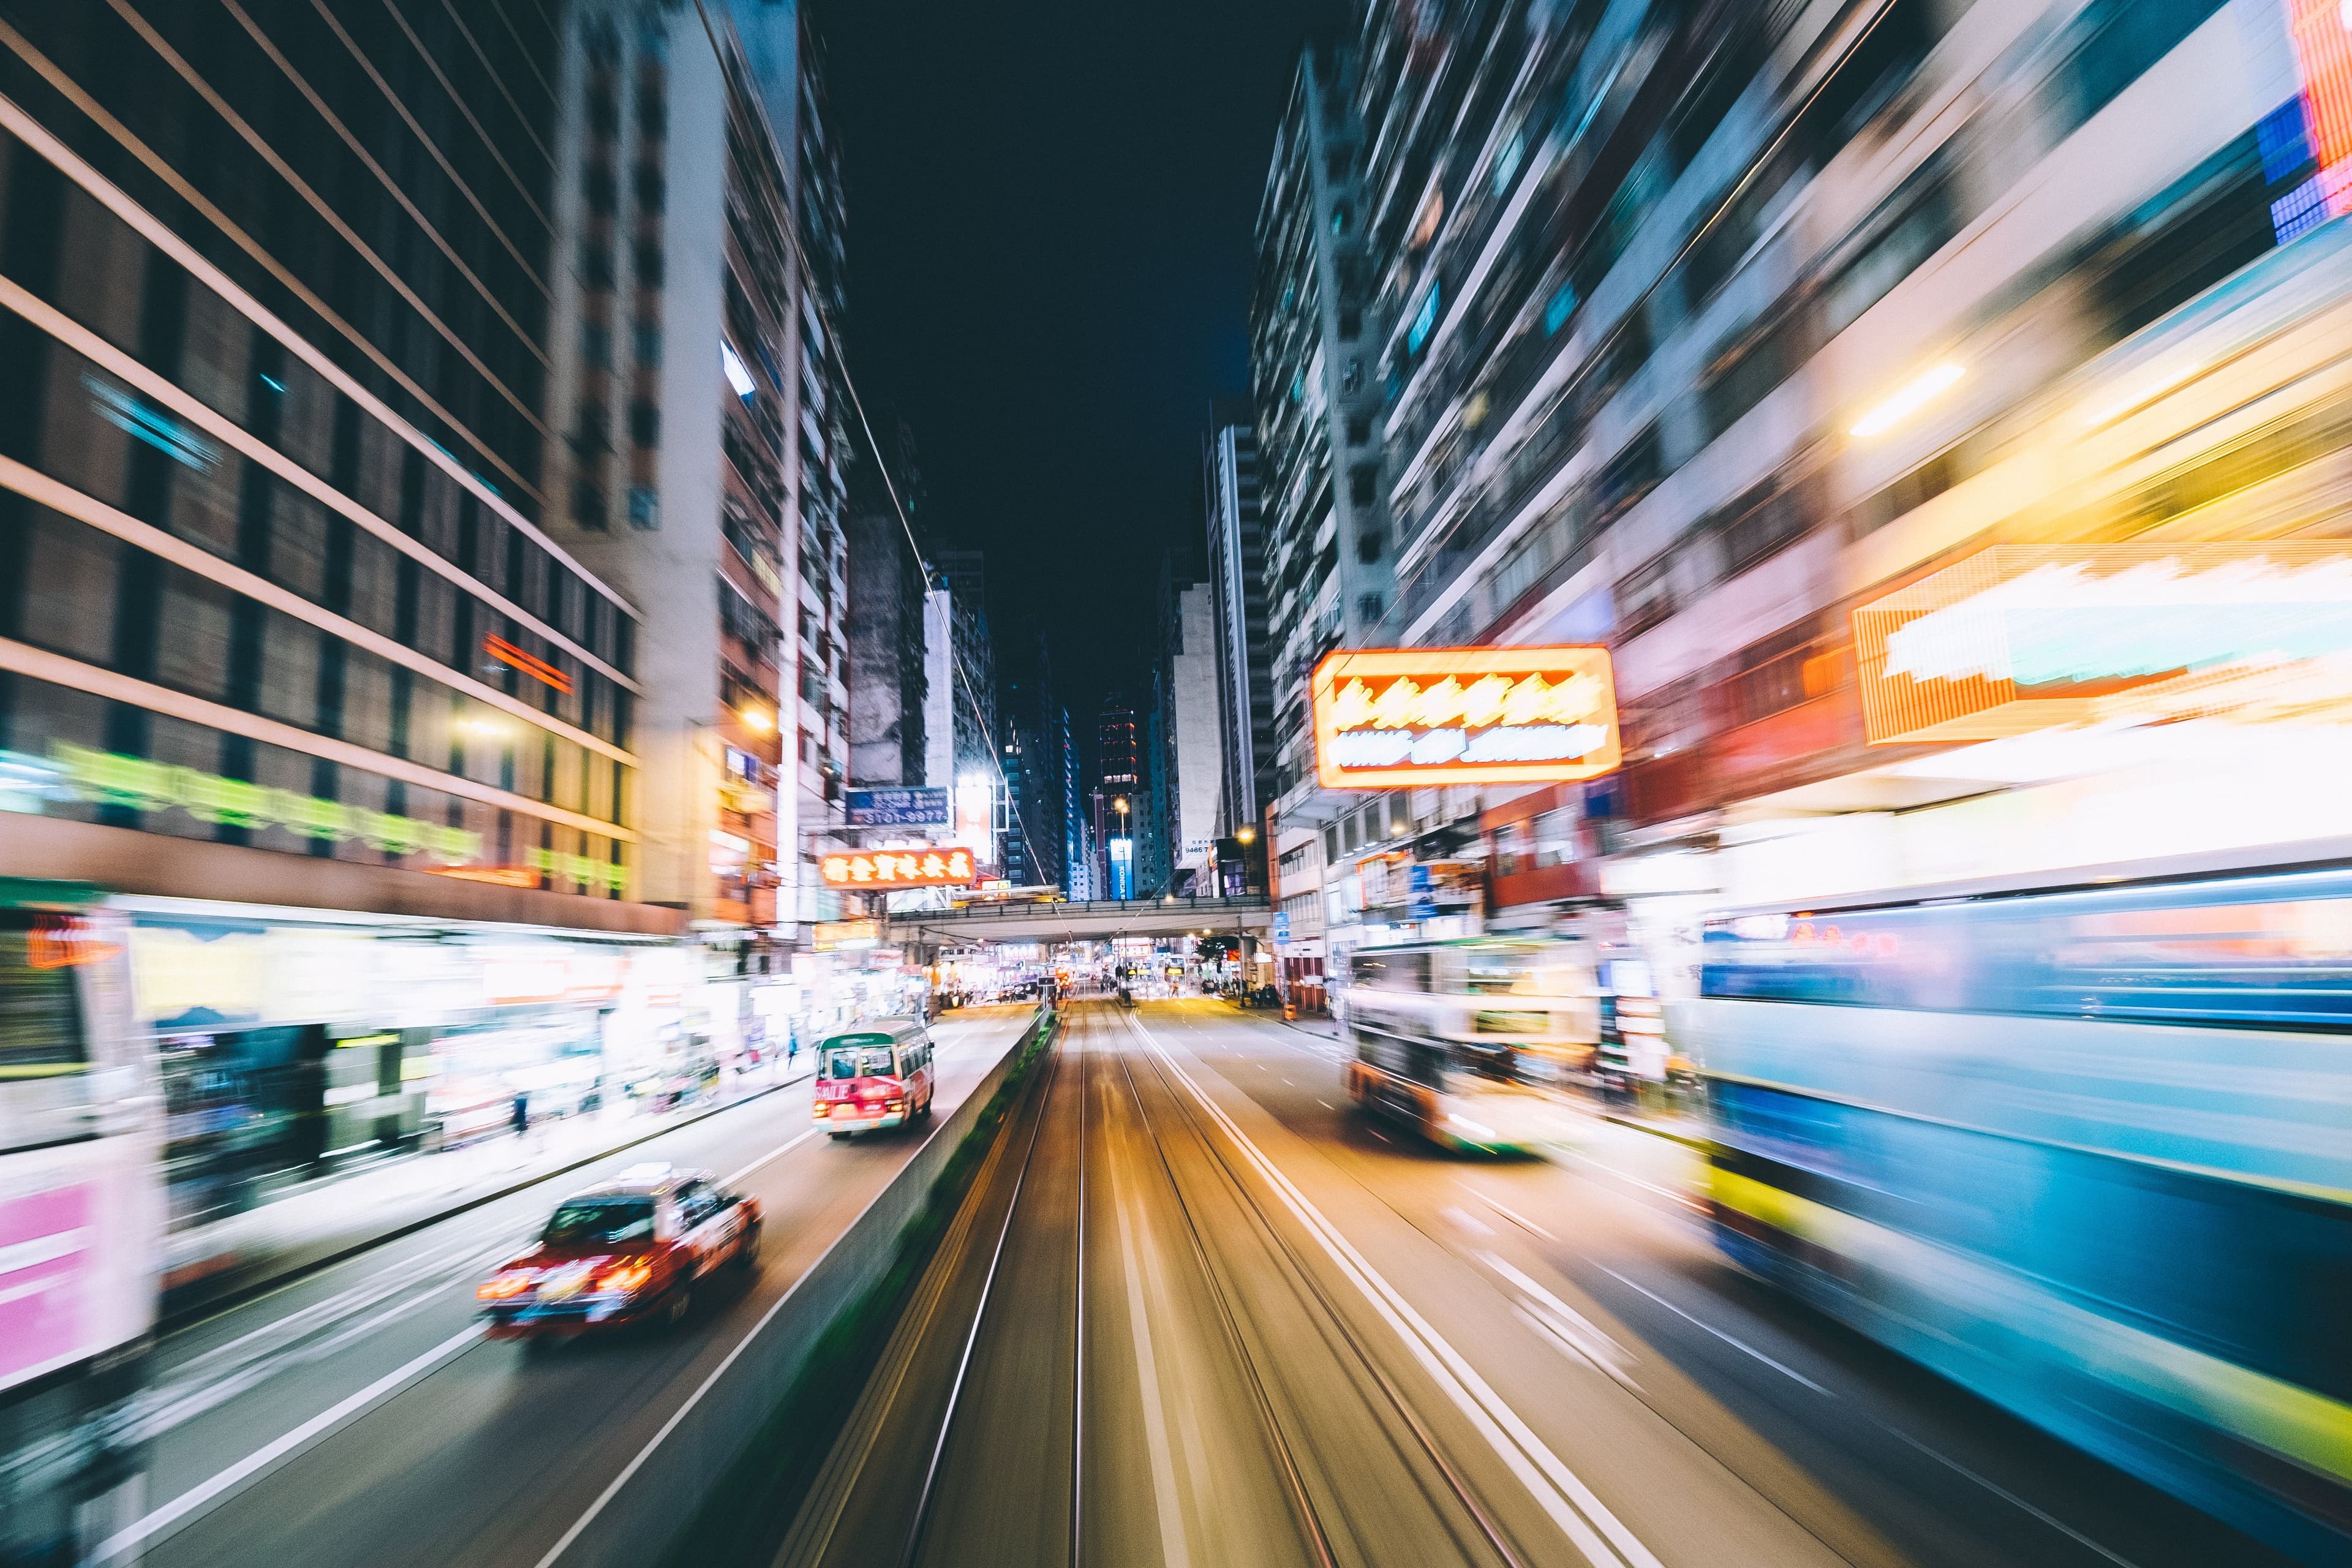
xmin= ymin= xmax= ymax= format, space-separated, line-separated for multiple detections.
xmin=844 ymin=788 xmax=952 ymax=827
xmin=1310 ymin=647 xmax=1622 ymax=788
xmin=818 ymin=846 xmax=978 ymax=889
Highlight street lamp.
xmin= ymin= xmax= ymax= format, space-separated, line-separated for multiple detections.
xmin=1235 ymin=824 xmax=1255 ymax=845
xmin=737 ymin=703 xmax=775 ymax=734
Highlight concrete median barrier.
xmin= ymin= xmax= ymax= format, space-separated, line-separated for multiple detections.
xmin=533 ymin=1005 xmax=1055 ymax=1568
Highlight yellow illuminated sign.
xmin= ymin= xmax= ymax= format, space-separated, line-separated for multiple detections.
xmin=1310 ymin=647 xmax=1623 ymax=790
xmin=818 ymin=847 xmax=976 ymax=889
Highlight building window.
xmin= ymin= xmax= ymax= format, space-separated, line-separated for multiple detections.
xmin=629 ymin=401 xmax=660 ymax=448
xmin=633 ymin=243 xmax=665 ymax=288
xmin=582 ymin=324 xmax=611 ymax=369
xmin=628 ymin=485 xmax=659 ymax=530
xmin=634 ymin=322 xmax=662 ymax=366
xmin=571 ymin=481 xmax=606 ymax=530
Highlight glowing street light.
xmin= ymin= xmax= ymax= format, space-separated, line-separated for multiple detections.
xmin=1850 ymin=361 xmax=1964 ymax=438
xmin=737 ymin=704 xmax=775 ymax=734
xmin=1235 ymin=824 xmax=1256 ymax=844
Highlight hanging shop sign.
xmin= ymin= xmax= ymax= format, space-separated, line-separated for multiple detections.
xmin=812 ymin=920 xmax=880 ymax=952
xmin=1310 ymin=647 xmax=1622 ymax=789
xmin=1852 ymin=543 xmax=2352 ymax=745
xmin=818 ymin=845 xmax=978 ymax=889
xmin=845 ymin=787 xmax=952 ymax=827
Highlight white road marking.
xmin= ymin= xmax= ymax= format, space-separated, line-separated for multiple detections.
xmin=1454 ymin=1182 xmax=1556 ymax=1242
xmin=97 ymin=1324 xmax=484 ymax=1562
xmin=1588 ymin=1264 xmax=1828 ymax=1396
xmin=1875 ymin=1421 xmax=2141 ymax=1568
xmin=1128 ymin=1014 xmax=1661 ymax=1568
xmin=1570 ymin=1152 xmax=1705 ymax=1213
xmin=723 ymin=1127 xmax=818 ymax=1186
xmin=1479 ymin=1253 xmax=1640 ymax=1392
xmin=1441 ymin=1205 xmax=1495 ymax=1237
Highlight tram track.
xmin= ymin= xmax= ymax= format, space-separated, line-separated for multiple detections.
xmin=1112 ymin=1011 xmax=1532 ymax=1568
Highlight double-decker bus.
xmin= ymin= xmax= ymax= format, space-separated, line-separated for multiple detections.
xmin=1679 ymin=851 xmax=2352 ymax=1560
xmin=812 ymin=1019 xmax=936 ymax=1137
xmin=0 ymin=879 xmax=163 ymax=1564
xmin=1341 ymin=937 xmax=1596 ymax=1153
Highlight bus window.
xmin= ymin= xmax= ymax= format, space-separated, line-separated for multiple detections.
xmin=1351 ymin=950 xmax=1430 ymax=992
xmin=1 ymin=914 xmax=89 ymax=1079
xmin=823 ymin=1046 xmax=897 ymax=1080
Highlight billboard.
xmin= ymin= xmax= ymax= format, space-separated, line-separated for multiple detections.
xmin=844 ymin=788 xmax=951 ymax=827
xmin=818 ymin=846 xmax=977 ymax=889
xmin=1310 ymin=646 xmax=1622 ymax=789
xmin=1852 ymin=544 xmax=2352 ymax=745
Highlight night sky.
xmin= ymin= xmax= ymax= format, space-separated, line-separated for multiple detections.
xmin=820 ymin=0 xmax=1344 ymax=714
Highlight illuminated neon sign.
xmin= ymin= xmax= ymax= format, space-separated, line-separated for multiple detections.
xmin=484 ymin=634 xmax=573 ymax=695
xmin=1310 ymin=647 xmax=1623 ymax=789
xmin=820 ymin=846 xmax=977 ymax=889
xmin=40 ymin=743 xmax=484 ymax=861
xmin=1853 ymin=544 xmax=2352 ymax=744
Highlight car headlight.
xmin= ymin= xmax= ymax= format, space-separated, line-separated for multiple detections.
xmin=478 ymin=1270 xmax=535 ymax=1300
xmin=598 ymin=1261 xmax=654 ymax=1295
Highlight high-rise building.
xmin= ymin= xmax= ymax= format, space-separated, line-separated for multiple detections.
xmin=1144 ymin=551 xmax=1221 ymax=895
xmin=1203 ymin=398 xmax=1273 ymax=839
xmin=1263 ymin=0 xmax=2352 ymax=968
xmin=931 ymin=548 xmax=1000 ymax=870
xmin=1091 ymin=694 xmax=1138 ymax=899
xmin=1000 ymin=631 xmax=1073 ymax=895
xmin=543 ymin=0 xmax=852 ymax=939
xmin=844 ymin=510 xmax=927 ymax=787
xmin=1250 ymin=43 xmax=1392 ymax=818
xmin=0 ymin=6 xmax=655 ymax=933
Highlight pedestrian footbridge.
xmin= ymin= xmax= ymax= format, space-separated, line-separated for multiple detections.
xmin=881 ymin=894 xmax=1273 ymax=945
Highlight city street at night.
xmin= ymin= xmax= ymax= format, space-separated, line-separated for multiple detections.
xmin=10 ymin=1 xmax=2352 ymax=1564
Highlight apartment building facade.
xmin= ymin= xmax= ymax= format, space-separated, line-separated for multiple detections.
xmin=543 ymin=0 xmax=853 ymax=940
xmin=1260 ymin=0 xmax=2350 ymax=996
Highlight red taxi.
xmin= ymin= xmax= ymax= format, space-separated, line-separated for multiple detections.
xmin=477 ymin=1163 xmax=760 ymax=1338
xmin=812 ymin=1020 xmax=936 ymax=1137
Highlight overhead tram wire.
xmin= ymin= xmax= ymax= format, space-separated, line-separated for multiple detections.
xmin=687 ymin=0 xmax=1054 ymax=902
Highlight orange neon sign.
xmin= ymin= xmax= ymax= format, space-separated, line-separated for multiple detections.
xmin=1310 ymin=647 xmax=1622 ymax=789
xmin=484 ymin=634 xmax=573 ymax=695
xmin=820 ymin=846 xmax=977 ymax=889
xmin=1852 ymin=543 xmax=2352 ymax=744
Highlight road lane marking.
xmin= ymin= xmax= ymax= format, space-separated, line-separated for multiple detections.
xmin=1874 ymin=1421 xmax=2141 ymax=1568
xmin=723 ymin=1127 xmax=818 ymax=1186
xmin=1477 ymin=1254 xmax=1640 ymax=1393
xmin=1128 ymin=1014 xmax=1660 ymax=1568
xmin=1569 ymin=1153 xmax=1705 ymax=1213
xmin=1455 ymin=1183 xmax=1556 ymax=1242
xmin=97 ymin=1323 xmax=485 ymax=1562
xmin=1588 ymin=1264 xmax=1828 ymax=1396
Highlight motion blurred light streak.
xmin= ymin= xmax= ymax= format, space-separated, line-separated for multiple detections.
xmin=1853 ymin=544 xmax=2352 ymax=742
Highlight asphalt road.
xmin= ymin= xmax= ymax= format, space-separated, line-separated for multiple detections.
xmin=112 ymin=1006 xmax=1042 ymax=1568
xmin=785 ymin=999 xmax=2294 ymax=1568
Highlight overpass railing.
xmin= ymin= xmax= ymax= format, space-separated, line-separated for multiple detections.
xmin=884 ymin=893 xmax=1271 ymax=926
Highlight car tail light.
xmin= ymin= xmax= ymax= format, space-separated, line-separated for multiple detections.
xmin=478 ymin=1270 xmax=534 ymax=1300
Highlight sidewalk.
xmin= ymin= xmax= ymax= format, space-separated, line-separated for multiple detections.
xmin=162 ymin=1064 xmax=812 ymax=1326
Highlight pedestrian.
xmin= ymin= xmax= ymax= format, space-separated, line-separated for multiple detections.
xmin=510 ymin=1089 xmax=530 ymax=1140
xmin=788 ymin=1023 xmax=801 ymax=1071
